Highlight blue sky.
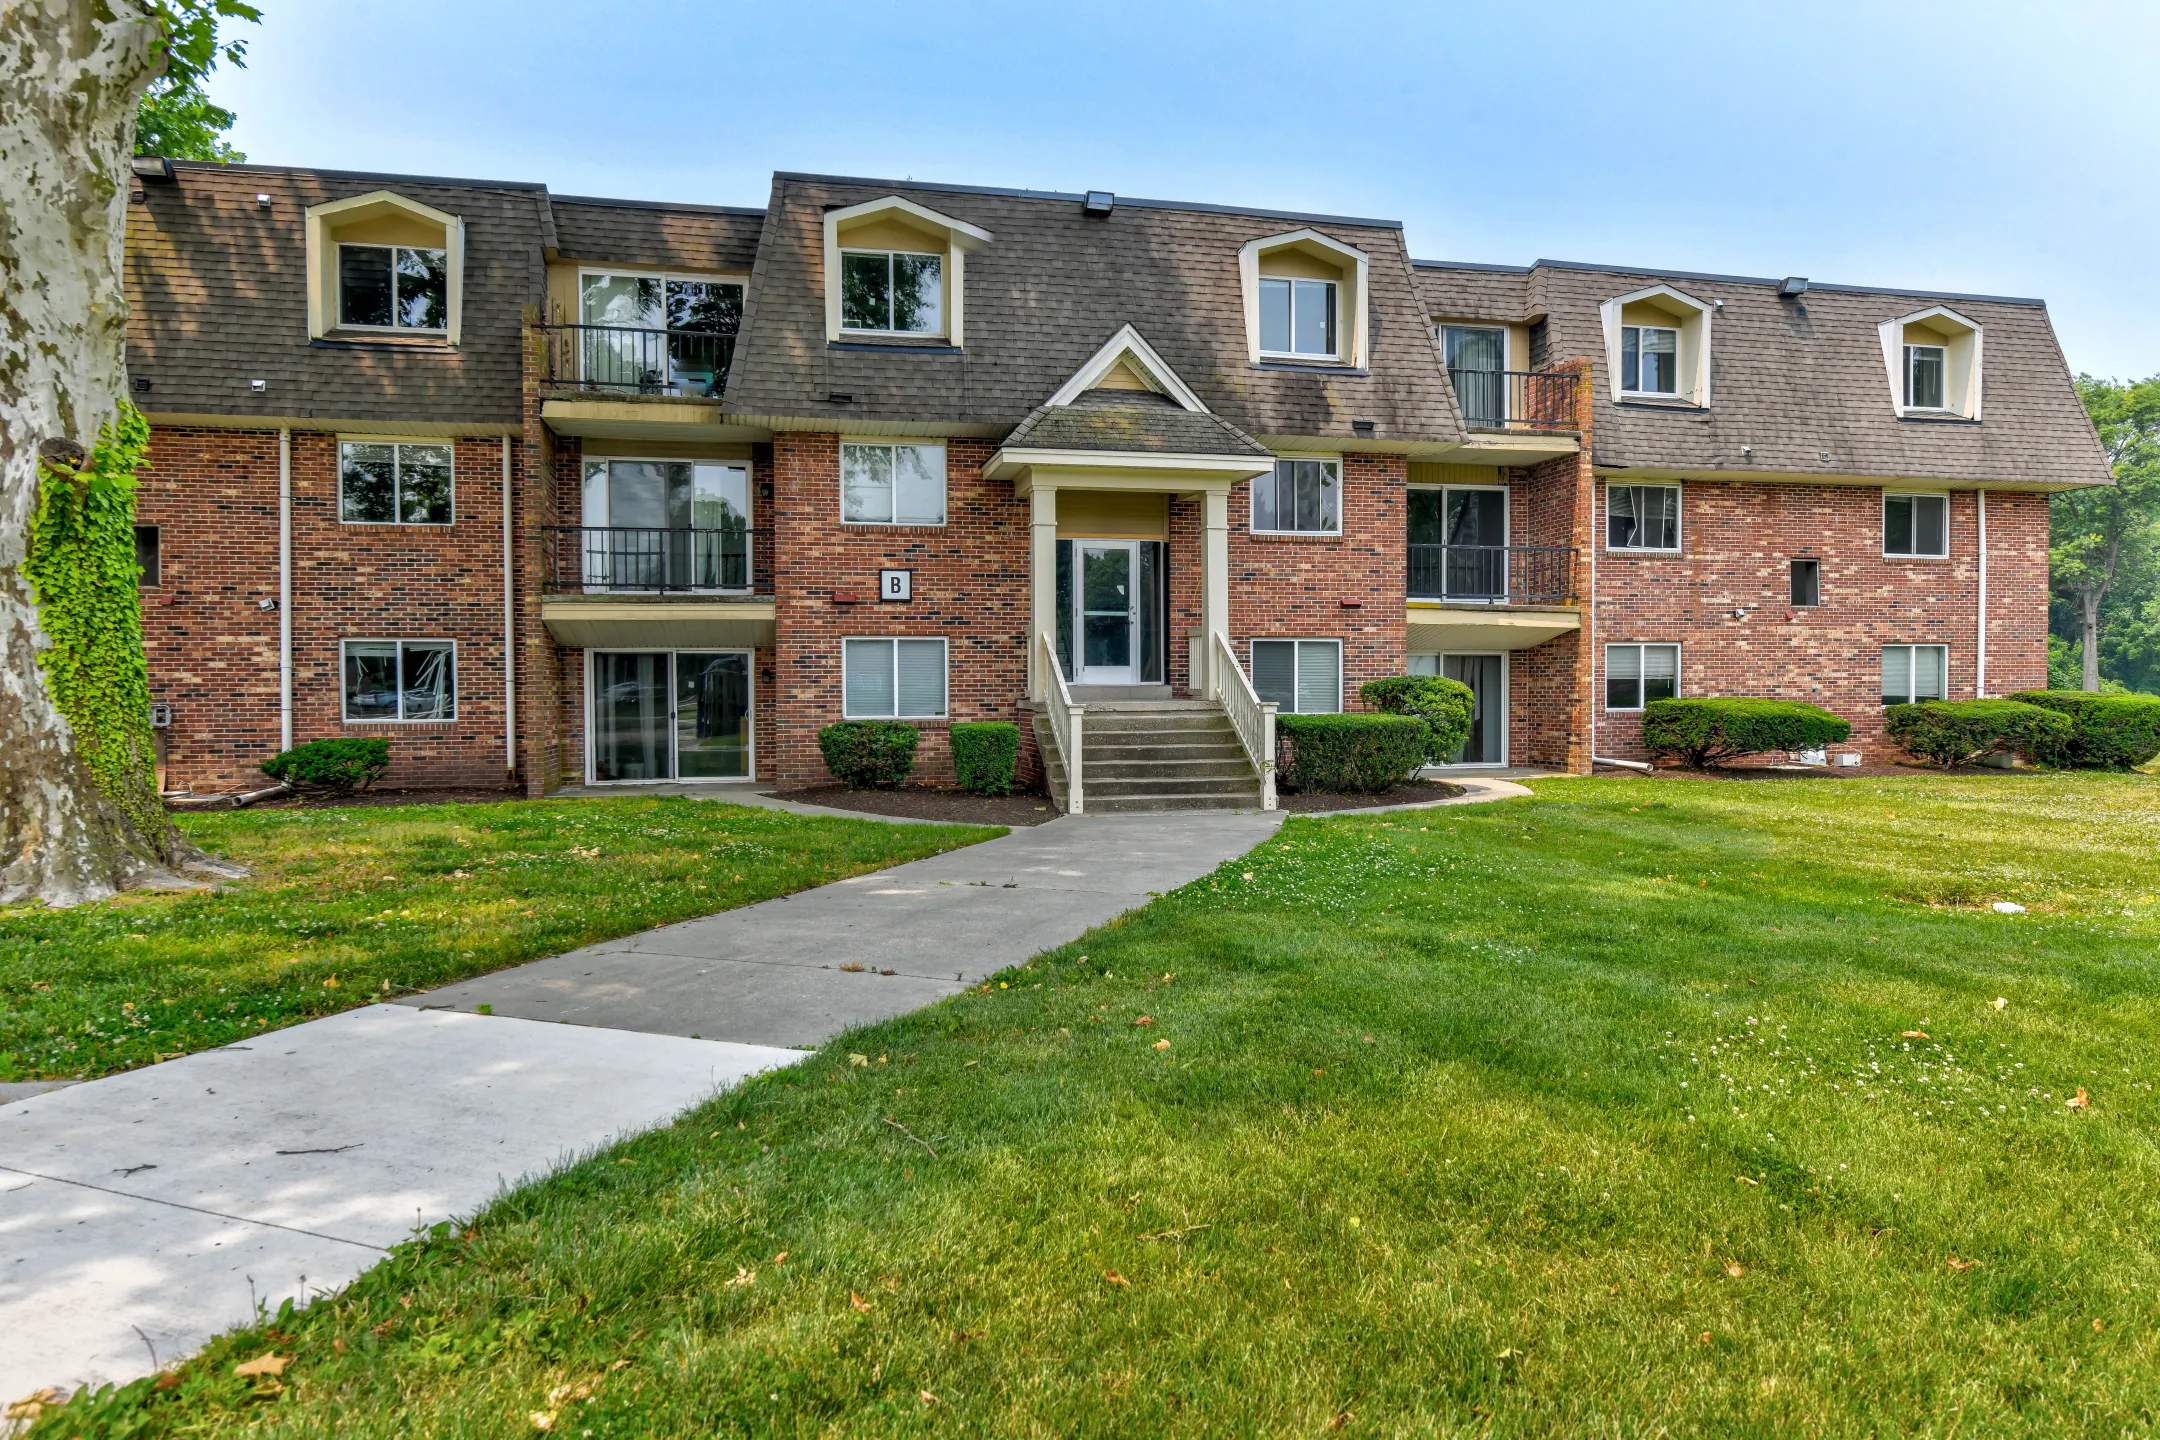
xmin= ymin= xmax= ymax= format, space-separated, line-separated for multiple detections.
xmin=212 ymin=0 xmax=2160 ymax=377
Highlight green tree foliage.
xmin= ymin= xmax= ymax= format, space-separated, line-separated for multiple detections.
xmin=134 ymin=78 xmax=242 ymax=161
xmin=2050 ymin=374 xmax=2160 ymax=691
xmin=23 ymin=402 xmax=170 ymax=843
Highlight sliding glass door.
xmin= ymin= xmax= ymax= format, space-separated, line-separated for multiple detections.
xmin=1409 ymin=652 xmax=1507 ymax=765
xmin=590 ymin=651 xmax=753 ymax=783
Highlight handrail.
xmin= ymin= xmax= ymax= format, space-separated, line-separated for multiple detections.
xmin=1406 ymin=544 xmax=1576 ymax=605
xmin=1209 ymin=631 xmax=1277 ymax=811
xmin=1447 ymin=367 xmax=1579 ymax=431
xmin=1037 ymin=630 xmax=1085 ymax=814
xmin=549 ymin=524 xmax=762 ymax=594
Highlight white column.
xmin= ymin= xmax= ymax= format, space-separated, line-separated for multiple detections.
xmin=1029 ymin=483 xmax=1058 ymax=699
xmin=1201 ymin=486 xmax=1230 ymax=697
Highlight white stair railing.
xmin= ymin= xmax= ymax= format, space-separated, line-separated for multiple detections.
xmin=1038 ymin=630 xmax=1085 ymax=814
xmin=1208 ymin=630 xmax=1277 ymax=811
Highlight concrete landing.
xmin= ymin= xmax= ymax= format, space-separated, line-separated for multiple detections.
xmin=402 ymin=807 xmax=1283 ymax=1046
xmin=0 ymin=1007 xmax=797 ymax=1402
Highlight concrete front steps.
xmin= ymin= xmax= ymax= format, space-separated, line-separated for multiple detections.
xmin=1031 ymin=699 xmax=1265 ymax=814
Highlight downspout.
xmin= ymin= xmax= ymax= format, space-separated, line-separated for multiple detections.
xmin=278 ymin=426 xmax=292 ymax=751
xmin=1975 ymin=489 xmax=1988 ymax=697
xmin=1587 ymin=473 xmax=1598 ymax=768
xmin=501 ymin=435 xmax=516 ymax=776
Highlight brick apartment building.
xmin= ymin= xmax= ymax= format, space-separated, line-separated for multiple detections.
xmin=121 ymin=159 xmax=2109 ymax=808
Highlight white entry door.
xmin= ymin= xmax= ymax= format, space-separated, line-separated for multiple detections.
xmin=1078 ymin=541 xmax=1137 ymax=685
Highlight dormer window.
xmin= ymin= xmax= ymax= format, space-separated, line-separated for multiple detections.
xmin=1620 ymin=324 xmax=1678 ymax=395
xmin=1879 ymin=305 xmax=1983 ymax=419
xmin=1904 ymin=343 xmax=1947 ymax=410
xmin=338 ymin=244 xmax=447 ymax=330
xmin=841 ymin=250 xmax=943 ymax=335
xmin=1259 ymin=277 xmax=1336 ymax=359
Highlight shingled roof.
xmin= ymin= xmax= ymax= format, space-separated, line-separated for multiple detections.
xmin=1412 ymin=259 xmax=2108 ymax=490
xmin=1003 ymin=387 xmax=1271 ymax=456
xmin=724 ymin=174 xmax=1466 ymax=448
xmin=549 ymin=197 xmax=764 ymax=274
xmin=125 ymin=162 xmax=547 ymax=426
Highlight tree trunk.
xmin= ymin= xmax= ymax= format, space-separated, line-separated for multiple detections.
xmin=2080 ymin=589 xmax=2102 ymax=692
xmin=0 ymin=1 xmax=226 ymax=906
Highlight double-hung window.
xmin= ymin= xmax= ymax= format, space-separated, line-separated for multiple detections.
xmin=841 ymin=250 xmax=943 ymax=334
xmin=1882 ymin=645 xmax=1948 ymax=706
xmin=1605 ymin=643 xmax=1679 ymax=710
xmin=1904 ymin=344 xmax=1947 ymax=410
xmin=342 ymin=639 xmax=455 ymax=722
xmin=1252 ymin=458 xmax=1340 ymax=535
xmin=338 ymin=244 xmax=448 ymax=331
xmin=1607 ymin=484 xmax=1679 ymax=551
xmin=1620 ymin=325 xmax=1679 ymax=394
xmin=1884 ymin=493 xmax=1949 ymax=558
xmin=1251 ymin=639 xmax=1342 ymax=715
xmin=843 ymin=637 xmax=947 ymax=719
xmin=1259 ymin=277 xmax=1337 ymax=359
xmin=841 ymin=442 xmax=946 ymax=525
xmin=340 ymin=440 xmax=453 ymax=525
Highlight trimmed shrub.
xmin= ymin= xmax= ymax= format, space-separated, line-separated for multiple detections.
xmin=1360 ymin=675 xmax=1474 ymax=764
xmin=818 ymin=721 xmax=918 ymax=789
xmin=1275 ymin=713 xmax=1429 ymax=793
xmin=950 ymin=721 xmax=1020 ymax=796
xmin=1641 ymin=698 xmax=1852 ymax=769
xmin=1885 ymin=700 xmax=2071 ymax=770
xmin=260 ymin=738 xmax=390 ymax=795
xmin=2006 ymin=690 xmax=2160 ymax=769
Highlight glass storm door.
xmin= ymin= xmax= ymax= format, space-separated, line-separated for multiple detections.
xmin=1078 ymin=542 xmax=1137 ymax=684
xmin=591 ymin=653 xmax=671 ymax=782
xmin=675 ymin=652 xmax=751 ymax=779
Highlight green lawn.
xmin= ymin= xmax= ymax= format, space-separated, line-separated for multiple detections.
xmin=0 ymin=798 xmax=998 ymax=1081
xmin=37 ymin=773 xmax=2160 ymax=1437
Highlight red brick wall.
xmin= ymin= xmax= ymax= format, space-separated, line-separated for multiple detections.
xmin=768 ymin=433 xmax=1032 ymax=787
xmin=1590 ymin=481 xmax=2049 ymax=761
xmin=139 ymin=424 xmax=519 ymax=793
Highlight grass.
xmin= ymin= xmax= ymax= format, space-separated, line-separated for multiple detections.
xmin=33 ymin=772 xmax=2160 ymax=1437
xmin=0 ymin=798 xmax=998 ymax=1081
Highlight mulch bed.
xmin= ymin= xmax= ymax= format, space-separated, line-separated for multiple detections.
xmin=1277 ymin=779 xmax=1468 ymax=813
xmin=772 ymin=786 xmax=1060 ymax=826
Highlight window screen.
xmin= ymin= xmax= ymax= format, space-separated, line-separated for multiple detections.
xmin=1905 ymin=345 xmax=1947 ymax=409
xmin=1882 ymin=645 xmax=1948 ymax=706
xmin=1621 ymin=325 xmax=1678 ymax=393
xmin=843 ymin=638 xmax=946 ymax=719
xmin=1607 ymin=485 xmax=1680 ymax=550
xmin=1605 ymin=643 xmax=1679 ymax=710
xmin=841 ymin=443 xmax=945 ymax=525
xmin=1251 ymin=640 xmax=1341 ymax=715
xmin=1259 ymin=277 xmax=1337 ymax=357
xmin=1885 ymin=494 xmax=1948 ymax=557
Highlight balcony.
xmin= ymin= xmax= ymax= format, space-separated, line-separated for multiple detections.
xmin=1447 ymin=368 xmax=1578 ymax=431
xmin=537 ymin=324 xmax=736 ymax=398
xmin=1408 ymin=544 xmax=1575 ymax=604
xmin=548 ymin=525 xmax=765 ymax=595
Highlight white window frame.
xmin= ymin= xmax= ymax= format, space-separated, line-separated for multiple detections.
xmin=837 ymin=249 xmax=946 ymax=337
xmin=842 ymin=636 xmax=949 ymax=720
xmin=839 ymin=441 xmax=947 ymax=527
xmin=334 ymin=241 xmax=450 ymax=334
xmin=581 ymin=648 xmax=757 ymax=786
xmin=1599 ymin=284 xmax=1713 ymax=406
xmin=576 ymin=267 xmax=747 ymax=322
xmin=1883 ymin=491 xmax=1950 ymax=560
xmin=338 ymin=438 xmax=455 ymax=527
xmin=1257 ymin=276 xmax=1340 ymax=361
xmin=1604 ymin=642 xmax=1680 ymax=712
xmin=1251 ymin=457 xmax=1343 ymax=536
xmin=1604 ymin=483 xmax=1682 ymax=554
xmin=1620 ymin=324 xmax=1681 ymax=397
xmin=340 ymin=638 xmax=457 ymax=723
xmin=1903 ymin=343 xmax=1949 ymax=411
xmin=1250 ymin=638 xmax=1343 ymax=715
xmin=1881 ymin=644 xmax=1950 ymax=707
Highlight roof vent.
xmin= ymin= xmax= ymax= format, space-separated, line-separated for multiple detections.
xmin=1779 ymin=276 xmax=1810 ymax=297
xmin=1082 ymin=191 xmax=1114 ymax=216
xmin=130 ymin=156 xmax=174 ymax=182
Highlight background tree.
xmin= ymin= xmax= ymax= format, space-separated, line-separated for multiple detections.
xmin=0 ymin=0 xmax=255 ymax=907
xmin=134 ymin=75 xmax=243 ymax=161
xmin=2050 ymin=375 xmax=2160 ymax=691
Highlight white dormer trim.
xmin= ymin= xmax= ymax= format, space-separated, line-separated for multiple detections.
xmin=1044 ymin=325 xmax=1211 ymax=413
xmin=1237 ymin=229 xmax=1370 ymax=368
xmin=1598 ymin=283 xmax=1713 ymax=407
xmin=821 ymin=195 xmax=993 ymax=347
xmin=1878 ymin=304 xmax=1984 ymax=421
xmin=305 ymin=190 xmax=465 ymax=343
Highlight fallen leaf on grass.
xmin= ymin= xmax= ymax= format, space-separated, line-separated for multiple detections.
xmin=849 ymin=1053 xmax=869 ymax=1067
xmin=2093 ymin=1318 xmax=2106 ymax=1332
xmin=1735 ymin=1176 xmax=1759 ymax=1186
xmin=1698 ymin=1332 xmax=1713 ymax=1345
xmin=1154 ymin=1039 xmax=1171 ymax=1051
xmin=1902 ymin=1030 xmax=1929 ymax=1040
xmin=725 ymin=1267 xmax=756 ymax=1288
xmin=154 ymin=1371 xmax=183 ymax=1389
xmin=1724 ymin=1262 xmax=1747 ymax=1278
xmin=1134 ymin=1015 xmax=1154 ymax=1027
xmin=531 ymin=1411 xmax=556 ymax=1430
xmin=1103 ymin=1269 xmax=1130 ymax=1287
xmin=1992 ymin=997 xmax=2009 ymax=1010
xmin=918 ymin=1390 xmax=939 ymax=1406
xmin=233 ymin=1352 xmax=289 ymax=1378
xmin=2067 ymin=1089 xmax=2090 ymax=1110
xmin=772 ymin=1251 xmax=788 ymax=1266
xmin=1330 ymin=1411 xmax=1355 ymax=1430
xmin=851 ymin=1292 xmax=874 ymax=1313
xmin=1947 ymin=1256 xmax=1981 ymax=1272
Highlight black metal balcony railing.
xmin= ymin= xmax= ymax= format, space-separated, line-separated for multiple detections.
xmin=1408 ymin=544 xmax=1576 ymax=604
xmin=538 ymin=325 xmax=736 ymax=398
xmin=550 ymin=525 xmax=764 ymax=594
xmin=1447 ymin=368 xmax=1578 ymax=431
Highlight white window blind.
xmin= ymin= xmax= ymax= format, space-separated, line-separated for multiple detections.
xmin=843 ymin=638 xmax=947 ymax=719
xmin=1252 ymin=640 xmax=1341 ymax=715
xmin=1605 ymin=643 xmax=1679 ymax=710
xmin=1882 ymin=645 xmax=1947 ymax=705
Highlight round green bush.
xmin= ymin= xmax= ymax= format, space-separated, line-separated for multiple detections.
xmin=1884 ymin=700 xmax=2071 ymax=769
xmin=1275 ymin=713 xmax=1428 ymax=793
xmin=1360 ymin=675 xmax=1474 ymax=764
xmin=2005 ymin=690 xmax=2160 ymax=768
xmin=950 ymin=721 xmax=1020 ymax=796
xmin=1640 ymin=697 xmax=1852 ymax=769
xmin=260 ymin=738 xmax=391 ymax=795
xmin=817 ymin=721 xmax=919 ymax=789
